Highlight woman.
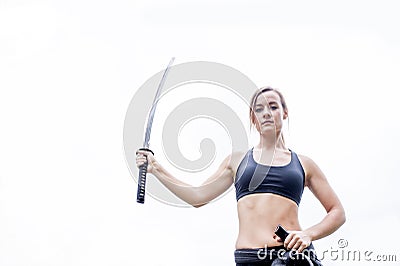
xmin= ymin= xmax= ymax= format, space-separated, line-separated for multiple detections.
xmin=136 ymin=87 xmax=345 ymax=265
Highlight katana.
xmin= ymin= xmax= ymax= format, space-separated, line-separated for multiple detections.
xmin=136 ymin=57 xmax=175 ymax=204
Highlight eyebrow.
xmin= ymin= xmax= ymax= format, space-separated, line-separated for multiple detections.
xmin=255 ymin=101 xmax=278 ymax=106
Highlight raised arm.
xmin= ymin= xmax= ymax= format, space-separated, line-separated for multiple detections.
xmin=136 ymin=150 xmax=235 ymax=207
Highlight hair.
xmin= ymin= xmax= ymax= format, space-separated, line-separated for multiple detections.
xmin=249 ymin=86 xmax=289 ymax=142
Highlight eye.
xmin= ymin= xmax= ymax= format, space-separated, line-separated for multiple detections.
xmin=255 ymin=108 xmax=263 ymax=113
xmin=270 ymin=106 xmax=278 ymax=110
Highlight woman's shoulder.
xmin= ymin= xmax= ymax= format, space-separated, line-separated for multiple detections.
xmin=295 ymin=153 xmax=320 ymax=179
xmin=227 ymin=149 xmax=250 ymax=171
xmin=296 ymin=153 xmax=313 ymax=165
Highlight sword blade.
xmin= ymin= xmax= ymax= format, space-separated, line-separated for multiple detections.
xmin=142 ymin=57 xmax=175 ymax=148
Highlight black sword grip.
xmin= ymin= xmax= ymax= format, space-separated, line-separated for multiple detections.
xmin=275 ymin=224 xmax=289 ymax=242
xmin=136 ymin=148 xmax=154 ymax=204
xmin=136 ymin=161 xmax=148 ymax=204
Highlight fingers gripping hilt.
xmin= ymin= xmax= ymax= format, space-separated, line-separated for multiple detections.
xmin=274 ymin=225 xmax=314 ymax=266
xmin=136 ymin=148 xmax=154 ymax=204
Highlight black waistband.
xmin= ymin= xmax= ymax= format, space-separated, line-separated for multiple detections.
xmin=234 ymin=244 xmax=319 ymax=264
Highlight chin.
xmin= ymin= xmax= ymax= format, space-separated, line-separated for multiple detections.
xmin=260 ymin=128 xmax=275 ymax=135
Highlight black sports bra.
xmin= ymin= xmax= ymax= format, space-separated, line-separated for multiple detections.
xmin=234 ymin=148 xmax=305 ymax=205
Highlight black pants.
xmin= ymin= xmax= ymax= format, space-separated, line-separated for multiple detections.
xmin=234 ymin=243 xmax=323 ymax=266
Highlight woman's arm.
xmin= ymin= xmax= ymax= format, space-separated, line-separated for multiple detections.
xmin=302 ymin=155 xmax=346 ymax=240
xmin=136 ymin=150 xmax=235 ymax=207
xmin=284 ymin=155 xmax=346 ymax=252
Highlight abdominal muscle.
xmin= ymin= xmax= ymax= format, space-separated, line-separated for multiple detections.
xmin=235 ymin=193 xmax=301 ymax=249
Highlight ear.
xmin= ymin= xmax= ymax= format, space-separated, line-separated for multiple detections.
xmin=283 ymin=111 xmax=288 ymax=120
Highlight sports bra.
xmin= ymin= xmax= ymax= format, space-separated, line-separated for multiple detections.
xmin=234 ymin=148 xmax=305 ymax=205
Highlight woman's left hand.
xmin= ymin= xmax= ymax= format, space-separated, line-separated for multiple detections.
xmin=284 ymin=231 xmax=312 ymax=253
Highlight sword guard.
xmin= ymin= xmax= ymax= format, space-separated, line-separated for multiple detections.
xmin=136 ymin=148 xmax=154 ymax=156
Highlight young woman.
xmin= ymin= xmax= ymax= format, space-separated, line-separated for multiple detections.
xmin=136 ymin=87 xmax=346 ymax=265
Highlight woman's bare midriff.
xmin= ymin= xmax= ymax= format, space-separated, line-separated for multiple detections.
xmin=235 ymin=193 xmax=302 ymax=249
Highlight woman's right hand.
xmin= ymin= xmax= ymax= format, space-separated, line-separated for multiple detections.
xmin=135 ymin=149 xmax=156 ymax=174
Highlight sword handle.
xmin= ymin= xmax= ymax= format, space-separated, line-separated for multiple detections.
xmin=136 ymin=148 xmax=154 ymax=204
xmin=275 ymin=224 xmax=289 ymax=242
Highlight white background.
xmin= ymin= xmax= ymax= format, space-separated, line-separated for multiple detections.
xmin=1 ymin=0 xmax=400 ymax=265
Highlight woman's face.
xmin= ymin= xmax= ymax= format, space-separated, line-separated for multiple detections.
xmin=252 ymin=90 xmax=287 ymax=134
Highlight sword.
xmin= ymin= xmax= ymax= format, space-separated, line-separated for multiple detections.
xmin=136 ymin=57 xmax=175 ymax=204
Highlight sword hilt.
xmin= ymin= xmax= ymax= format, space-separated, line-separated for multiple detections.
xmin=136 ymin=148 xmax=154 ymax=204
xmin=275 ymin=224 xmax=289 ymax=242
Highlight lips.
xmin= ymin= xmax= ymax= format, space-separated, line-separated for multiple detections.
xmin=262 ymin=120 xmax=274 ymax=125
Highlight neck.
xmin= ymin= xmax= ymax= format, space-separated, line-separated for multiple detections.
xmin=256 ymin=131 xmax=286 ymax=151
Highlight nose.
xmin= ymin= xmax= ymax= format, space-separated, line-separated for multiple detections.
xmin=263 ymin=109 xmax=272 ymax=118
